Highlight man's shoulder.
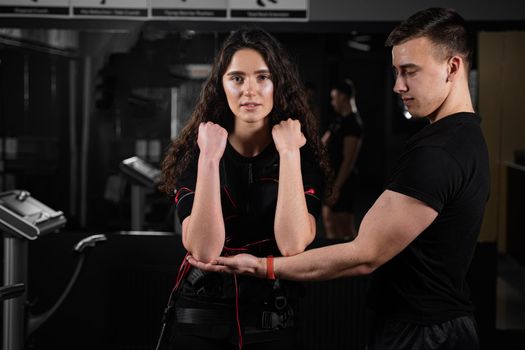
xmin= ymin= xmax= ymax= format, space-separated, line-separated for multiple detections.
xmin=411 ymin=113 xmax=484 ymax=151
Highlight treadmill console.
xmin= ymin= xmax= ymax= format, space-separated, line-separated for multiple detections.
xmin=119 ymin=156 xmax=161 ymax=188
xmin=0 ymin=190 xmax=67 ymax=240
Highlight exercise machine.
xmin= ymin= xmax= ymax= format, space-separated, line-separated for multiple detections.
xmin=1 ymin=190 xmax=106 ymax=350
xmin=119 ymin=156 xmax=161 ymax=230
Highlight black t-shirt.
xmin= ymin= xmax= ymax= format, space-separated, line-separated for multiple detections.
xmin=368 ymin=112 xmax=490 ymax=324
xmin=326 ymin=112 xmax=363 ymax=172
xmin=174 ymin=141 xmax=324 ymax=302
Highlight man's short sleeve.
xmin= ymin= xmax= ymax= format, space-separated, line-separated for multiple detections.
xmin=386 ymin=147 xmax=463 ymax=213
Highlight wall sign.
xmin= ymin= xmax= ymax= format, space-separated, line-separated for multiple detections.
xmin=71 ymin=0 xmax=147 ymax=18
xmin=0 ymin=0 xmax=310 ymax=21
xmin=0 ymin=0 xmax=69 ymax=16
xmin=229 ymin=0 xmax=308 ymax=21
xmin=151 ymin=0 xmax=227 ymax=19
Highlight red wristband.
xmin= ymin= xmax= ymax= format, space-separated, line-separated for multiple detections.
xmin=266 ymin=255 xmax=276 ymax=280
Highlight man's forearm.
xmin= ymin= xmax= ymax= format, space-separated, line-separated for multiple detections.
xmin=270 ymin=242 xmax=373 ymax=281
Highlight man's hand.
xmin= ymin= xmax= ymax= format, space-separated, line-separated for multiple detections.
xmin=187 ymin=253 xmax=266 ymax=278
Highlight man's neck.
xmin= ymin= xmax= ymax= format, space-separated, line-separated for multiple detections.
xmin=428 ymin=80 xmax=474 ymax=123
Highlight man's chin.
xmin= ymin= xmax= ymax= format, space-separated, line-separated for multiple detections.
xmin=407 ymin=109 xmax=427 ymax=119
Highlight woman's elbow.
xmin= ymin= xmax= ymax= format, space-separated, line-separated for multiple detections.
xmin=278 ymin=240 xmax=310 ymax=257
xmin=187 ymin=247 xmax=222 ymax=263
xmin=280 ymin=247 xmax=302 ymax=257
xmin=182 ymin=239 xmax=222 ymax=263
xmin=275 ymin=224 xmax=315 ymax=256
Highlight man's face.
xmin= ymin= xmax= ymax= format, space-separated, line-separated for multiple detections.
xmin=392 ymin=37 xmax=450 ymax=121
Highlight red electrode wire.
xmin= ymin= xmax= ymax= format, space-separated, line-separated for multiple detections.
xmin=223 ymin=238 xmax=274 ymax=350
xmin=171 ymin=182 xmax=279 ymax=350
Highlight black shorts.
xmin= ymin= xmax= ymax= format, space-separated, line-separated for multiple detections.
xmin=367 ymin=315 xmax=479 ymax=350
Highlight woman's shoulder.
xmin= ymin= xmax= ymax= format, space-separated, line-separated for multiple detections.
xmin=341 ymin=113 xmax=363 ymax=136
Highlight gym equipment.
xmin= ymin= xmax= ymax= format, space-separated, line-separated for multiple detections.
xmin=0 ymin=189 xmax=66 ymax=240
xmin=119 ymin=156 xmax=161 ymax=230
xmin=119 ymin=156 xmax=161 ymax=188
xmin=0 ymin=284 xmax=25 ymax=301
xmin=1 ymin=190 xmax=106 ymax=350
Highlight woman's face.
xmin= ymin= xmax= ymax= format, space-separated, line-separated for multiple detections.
xmin=222 ymin=48 xmax=274 ymax=129
xmin=330 ymin=89 xmax=349 ymax=115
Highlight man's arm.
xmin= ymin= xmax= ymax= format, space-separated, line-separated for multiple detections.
xmin=189 ymin=190 xmax=438 ymax=281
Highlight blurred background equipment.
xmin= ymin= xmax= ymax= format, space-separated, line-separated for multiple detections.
xmin=119 ymin=156 xmax=161 ymax=231
xmin=0 ymin=190 xmax=105 ymax=350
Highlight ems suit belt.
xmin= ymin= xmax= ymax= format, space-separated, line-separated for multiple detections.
xmin=175 ymin=307 xmax=294 ymax=330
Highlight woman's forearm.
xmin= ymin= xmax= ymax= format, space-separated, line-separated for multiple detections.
xmin=183 ymin=156 xmax=225 ymax=262
xmin=274 ymin=150 xmax=315 ymax=256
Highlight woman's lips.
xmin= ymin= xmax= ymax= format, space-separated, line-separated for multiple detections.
xmin=240 ymin=103 xmax=261 ymax=110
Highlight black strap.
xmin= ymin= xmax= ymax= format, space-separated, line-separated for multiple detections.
xmin=174 ymin=306 xmax=294 ymax=330
xmin=176 ymin=307 xmax=232 ymax=324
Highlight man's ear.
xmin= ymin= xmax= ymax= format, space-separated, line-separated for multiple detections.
xmin=446 ymin=56 xmax=462 ymax=82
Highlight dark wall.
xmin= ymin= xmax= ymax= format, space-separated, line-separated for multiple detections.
xmin=0 ymin=48 xmax=72 ymax=214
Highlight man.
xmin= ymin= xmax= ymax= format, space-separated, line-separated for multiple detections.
xmin=190 ymin=7 xmax=489 ymax=349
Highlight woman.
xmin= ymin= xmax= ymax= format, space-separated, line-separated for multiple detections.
xmin=321 ymin=79 xmax=363 ymax=240
xmin=158 ymin=28 xmax=329 ymax=350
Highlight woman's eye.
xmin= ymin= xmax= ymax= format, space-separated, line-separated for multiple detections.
xmin=258 ymin=74 xmax=271 ymax=81
xmin=231 ymin=76 xmax=243 ymax=83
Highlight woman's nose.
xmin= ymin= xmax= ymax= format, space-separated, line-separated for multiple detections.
xmin=243 ymin=78 xmax=256 ymax=96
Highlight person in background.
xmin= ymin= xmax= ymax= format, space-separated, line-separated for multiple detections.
xmin=158 ymin=27 xmax=329 ymax=350
xmin=321 ymin=79 xmax=363 ymax=240
xmin=189 ymin=8 xmax=490 ymax=350
xmin=304 ymin=81 xmax=321 ymax=121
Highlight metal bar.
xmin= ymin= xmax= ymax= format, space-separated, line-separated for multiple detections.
xmin=2 ymin=236 xmax=28 ymax=350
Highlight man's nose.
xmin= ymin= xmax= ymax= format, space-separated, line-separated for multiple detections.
xmin=393 ymin=76 xmax=407 ymax=94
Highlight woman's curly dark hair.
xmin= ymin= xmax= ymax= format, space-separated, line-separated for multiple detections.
xmin=159 ymin=27 xmax=331 ymax=195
